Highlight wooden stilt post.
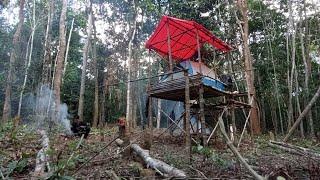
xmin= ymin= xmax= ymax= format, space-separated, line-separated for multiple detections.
xmin=199 ymin=85 xmax=206 ymax=146
xmin=146 ymin=96 xmax=153 ymax=149
xmin=184 ymin=70 xmax=191 ymax=163
xmin=196 ymin=29 xmax=207 ymax=147
xmin=145 ymin=51 xmax=153 ymax=150
xmin=231 ymin=103 xmax=236 ymax=142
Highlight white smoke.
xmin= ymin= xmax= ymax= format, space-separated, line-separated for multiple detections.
xmin=23 ymin=84 xmax=72 ymax=134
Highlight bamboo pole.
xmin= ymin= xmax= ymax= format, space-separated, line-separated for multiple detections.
xmin=206 ymin=108 xmax=227 ymax=144
xmin=196 ymin=29 xmax=202 ymax=74
xmin=166 ymin=18 xmax=173 ymax=73
xmin=237 ymin=98 xmax=253 ymax=148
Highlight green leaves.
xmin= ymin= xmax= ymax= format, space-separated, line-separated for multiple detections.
xmin=2 ymin=158 xmax=28 ymax=177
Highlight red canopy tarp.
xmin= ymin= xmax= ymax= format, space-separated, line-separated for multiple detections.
xmin=145 ymin=16 xmax=232 ymax=61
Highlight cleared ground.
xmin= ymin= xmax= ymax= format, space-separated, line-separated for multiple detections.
xmin=1 ymin=124 xmax=320 ymax=179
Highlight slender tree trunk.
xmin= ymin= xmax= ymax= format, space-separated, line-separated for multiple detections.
xmin=100 ymin=71 xmax=108 ymax=127
xmin=18 ymin=0 xmax=36 ymax=117
xmin=125 ymin=0 xmax=137 ymax=132
xmin=42 ymin=0 xmax=54 ymax=85
xmin=132 ymin=98 xmax=137 ymax=129
xmin=62 ymin=18 xmax=74 ymax=83
xmin=137 ymin=69 xmax=144 ymax=128
xmin=263 ymin=15 xmax=284 ymax=134
xmin=299 ymin=17 xmax=314 ymax=137
xmin=78 ymin=0 xmax=93 ymax=122
xmin=92 ymin=13 xmax=99 ymax=128
xmin=237 ymin=0 xmax=260 ymax=134
xmin=53 ymin=0 xmax=67 ymax=113
xmin=2 ymin=0 xmax=25 ymax=122
xmin=294 ymin=67 xmax=304 ymax=138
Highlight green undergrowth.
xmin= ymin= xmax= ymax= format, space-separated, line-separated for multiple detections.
xmin=163 ymin=151 xmax=187 ymax=169
xmin=0 ymin=121 xmax=38 ymax=178
xmin=48 ymin=138 xmax=86 ymax=179
xmin=90 ymin=127 xmax=114 ymax=136
xmin=192 ymin=145 xmax=231 ymax=169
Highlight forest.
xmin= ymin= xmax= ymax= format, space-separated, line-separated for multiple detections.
xmin=0 ymin=0 xmax=320 ymax=179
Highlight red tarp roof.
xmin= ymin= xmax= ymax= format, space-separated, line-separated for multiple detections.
xmin=145 ymin=16 xmax=232 ymax=61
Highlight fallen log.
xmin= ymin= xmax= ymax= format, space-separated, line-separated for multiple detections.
xmin=115 ymin=139 xmax=186 ymax=178
xmin=268 ymin=141 xmax=320 ymax=158
xmin=33 ymin=130 xmax=50 ymax=177
xmin=283 ymin=85 xmax=320 ymax=142
xmin=218 ymin=116 xmax=265 ymax=180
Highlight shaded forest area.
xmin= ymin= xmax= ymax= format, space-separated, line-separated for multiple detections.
xmin=0 ymin=0 xmax=320 ymax=179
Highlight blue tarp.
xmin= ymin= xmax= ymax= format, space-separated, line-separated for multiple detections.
xmin=180 ymin=61 xmax=226 ymax=92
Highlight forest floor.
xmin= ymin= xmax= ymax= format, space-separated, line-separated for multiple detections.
xmin=1 ymin=122 xmax=320 ymax=179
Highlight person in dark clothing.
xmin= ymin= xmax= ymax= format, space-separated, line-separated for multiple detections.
xmin=219 ymin=74 xmax=233 ymax=91
xmin=71 ymin=115 xmax=91 ymax=138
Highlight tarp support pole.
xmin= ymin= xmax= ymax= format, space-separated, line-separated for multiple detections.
xmin=166 ymin=19 xmax=173 ymax=73
xmin=196 ymin=29 xmax=202 ymax=74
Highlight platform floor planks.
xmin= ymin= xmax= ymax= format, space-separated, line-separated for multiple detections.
xmin=149 ymin=75 xmax=229 ymax=101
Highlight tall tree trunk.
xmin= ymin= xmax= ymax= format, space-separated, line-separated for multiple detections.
xmin=42 ymin=0 xmax=54 ymax=85
xmin=92 ymin=14 xmax=99 ymax=128
xmin=2 ymin=0 xmax=25 ymax=122
xmin=299 ymin=4 xmax=314 ymax=136
xmin=237 ymin=0 xmax=260 ymax=134
xmin=100 ymin=71 xmax=108 ymax=127
xmin=287 ymin=0 xmax=296 ymax=131
xmin=125 ymin=0 xmax=137 ymax=132
xmin=78 ymin=0 xmax=93 ymax=122
xmin=18 ymin=0 xmax=36 ymax=117
xmin=53 ymin=0 xmax=67 ymax=113
xmin=137 ymin=69 xmax=144 ymax=128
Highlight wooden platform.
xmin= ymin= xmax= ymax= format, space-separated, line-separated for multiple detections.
xmin=190 ymin=100 xmax=252 ymax=110
xmin=148 ymin=75 xmax=229 ymax=101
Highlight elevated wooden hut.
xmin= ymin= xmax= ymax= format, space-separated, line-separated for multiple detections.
xmin=145 ymin=16 xmax=250 ymax=147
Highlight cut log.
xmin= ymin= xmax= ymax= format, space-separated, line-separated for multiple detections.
xmin=33 ymin=130 xmax=50 ymax=177
xmin=268 ymin=141 xmax=320 ymax=158
xmin=116 ymin=139 xmax=186 ymax=178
